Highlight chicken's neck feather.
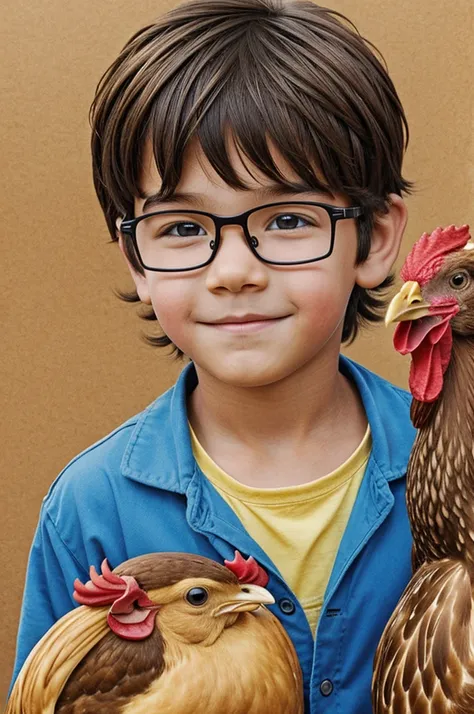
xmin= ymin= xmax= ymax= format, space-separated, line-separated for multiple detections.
xmin=410 ymin=398 xmax=438 ymax=429
xmin=119 ymin=609 xmax=303 ymax=714
xmin=407 ymin=337 xmax=474 ymax=569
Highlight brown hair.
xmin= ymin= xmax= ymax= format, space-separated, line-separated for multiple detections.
xmin=90 ymin=0 xmax=413 ymax=356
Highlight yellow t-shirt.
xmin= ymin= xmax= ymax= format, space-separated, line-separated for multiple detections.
xmin=189 ymin=423 xmax=372 ymax=636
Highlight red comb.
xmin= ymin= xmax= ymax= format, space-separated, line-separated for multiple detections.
xmin=224 ymin=550 xmax=269 ymax=587
xmin=400 ymin=225 xmax=471 ymax=286
xmin=73 ymin=559 xmax=154 ymax=612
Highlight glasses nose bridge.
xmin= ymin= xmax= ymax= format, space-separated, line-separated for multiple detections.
xmin=213 ymin=211 xmax=252 ymax=246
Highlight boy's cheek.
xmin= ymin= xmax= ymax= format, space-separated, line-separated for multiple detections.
xmin=291 ymin=275 xmax=355 ymax=347
xmin=292 ymin=271 xmax=352 ymax=319
xmin=148 ymin=280 xmax=196 ymax=348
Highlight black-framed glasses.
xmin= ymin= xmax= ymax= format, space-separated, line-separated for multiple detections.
xmin=119 ymin=201 xmax=364 ymax=272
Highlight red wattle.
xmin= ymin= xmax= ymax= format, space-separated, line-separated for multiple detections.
xmin=408 ymin=325 xmax=453 ymax=402
xmin=393 ymin=317 xmax=441 ymax=354
xmin=107 ymin=608 xmax=157 ymax=641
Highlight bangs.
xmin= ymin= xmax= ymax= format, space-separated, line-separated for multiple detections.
xmin=143 ymin=74 xmax=336 ymax=206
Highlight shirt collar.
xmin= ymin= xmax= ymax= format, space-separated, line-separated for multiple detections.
xmin=121 ymin=355 xmax=415 ymax=490
xmin=120 ymin=362 xmax=197 ymax=493
xmin=339 ymin=355 xmax=415 ymax=481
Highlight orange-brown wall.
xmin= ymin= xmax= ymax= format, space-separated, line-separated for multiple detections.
xmin=2 ymin=0 xmax=473 ymax=699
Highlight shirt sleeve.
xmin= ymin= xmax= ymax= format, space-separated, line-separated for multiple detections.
xmin=8 ymin=504 xmax=90 ymax=695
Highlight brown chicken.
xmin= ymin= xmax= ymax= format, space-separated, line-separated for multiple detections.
xmin=7 ymin=551 xmax=303 ymax=714
xmin=372 ymin=224 xmax=474 ymax=713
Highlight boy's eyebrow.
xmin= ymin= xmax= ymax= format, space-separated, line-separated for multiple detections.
xmin=141 ymin=183 xmax=335 ymax=213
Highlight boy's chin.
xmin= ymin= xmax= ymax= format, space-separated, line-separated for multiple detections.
xmin=193 ymin=355 xmax=305 ymax=389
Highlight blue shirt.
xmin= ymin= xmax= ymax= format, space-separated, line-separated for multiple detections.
xmin=10 ymin=355 xmax=416 ymax=712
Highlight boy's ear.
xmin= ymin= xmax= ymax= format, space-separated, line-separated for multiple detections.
xmin=116 ymin=218 xmax=152 ymax=305
xmin=354 ymin=194 xmax=408 ymax=289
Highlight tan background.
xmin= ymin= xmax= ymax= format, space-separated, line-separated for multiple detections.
xmin=1 ymin=0 xmax=473 ymax=699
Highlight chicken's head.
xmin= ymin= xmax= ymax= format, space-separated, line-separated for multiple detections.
xmin=74 ymin=552 xmax=274 ymax=647
xmin=385 ymin=224 xmax=473 ymax=402
xmin=141 ymin=575 xmax=274 ymax=646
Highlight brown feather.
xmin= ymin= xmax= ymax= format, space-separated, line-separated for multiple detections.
xmin=410 ymin=399 xmax=438 ymax=430
xmin=114 ymin=552 xmax=237 ymax=590
xmin=373 ymin=559 xmax=473 ymax=714
xmin=56 ymin=628 xmax=165 ymax=713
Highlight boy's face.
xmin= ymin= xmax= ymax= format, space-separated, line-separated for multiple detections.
xmin=119 ymin=136 xmax=403 ymax=387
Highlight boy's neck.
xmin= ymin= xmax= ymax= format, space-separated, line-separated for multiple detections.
xmin=187 ymin=348 xmax=368 ymax=488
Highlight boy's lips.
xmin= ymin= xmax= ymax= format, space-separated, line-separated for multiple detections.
xmin=205 ymin=313 xmax=288 ymax=324
xmin=200 ymin=314 xmax=290 ymax=333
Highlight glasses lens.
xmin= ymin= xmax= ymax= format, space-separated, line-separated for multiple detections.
xmin=135 ymin=212 xmax=216 ymax=270
xmin=248 ymin=204 xmax=333 ymax=263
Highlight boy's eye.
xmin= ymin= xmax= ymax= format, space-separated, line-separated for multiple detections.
xmin=166 ymin=222 xmax=207 ymax=237
xmin=267 ymin=214 xmax=312 ymax=231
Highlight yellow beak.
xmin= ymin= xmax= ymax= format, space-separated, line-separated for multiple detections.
xmin=213 ymin=584 xmax=275 ymax=616
xmin=385 ymin=281 xmax=432 ymax=326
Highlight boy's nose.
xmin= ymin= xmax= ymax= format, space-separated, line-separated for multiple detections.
xmin=205 ymin=225 xmax=269 ymax=293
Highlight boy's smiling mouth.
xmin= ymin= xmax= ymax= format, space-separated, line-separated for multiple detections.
xmin=200 ymin=313 xmax=290 ymax=333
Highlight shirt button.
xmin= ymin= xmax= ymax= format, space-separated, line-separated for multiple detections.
xmin=320 ymin=679 xmax=334 ymax=696
xmin=278 ymin=597 xmax=296 ymax=615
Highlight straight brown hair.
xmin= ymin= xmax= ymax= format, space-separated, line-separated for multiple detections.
xmin=90 ymin=0 xmax=413 ymax=355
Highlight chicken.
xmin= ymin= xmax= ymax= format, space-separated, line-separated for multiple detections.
xmin=372 ymin=224 xmax=474 ymax=713
xmin=7 ymin=551 xmax=304 ymax=714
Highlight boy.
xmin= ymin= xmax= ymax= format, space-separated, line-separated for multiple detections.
xmin=10 ymin=0 xmax=416 ymax=711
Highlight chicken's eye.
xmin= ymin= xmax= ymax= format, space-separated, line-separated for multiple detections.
xmin=185 ymin=587 xmax=209 ymax=606
xmin=449 ymin=271 xmax=470 ymax=289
